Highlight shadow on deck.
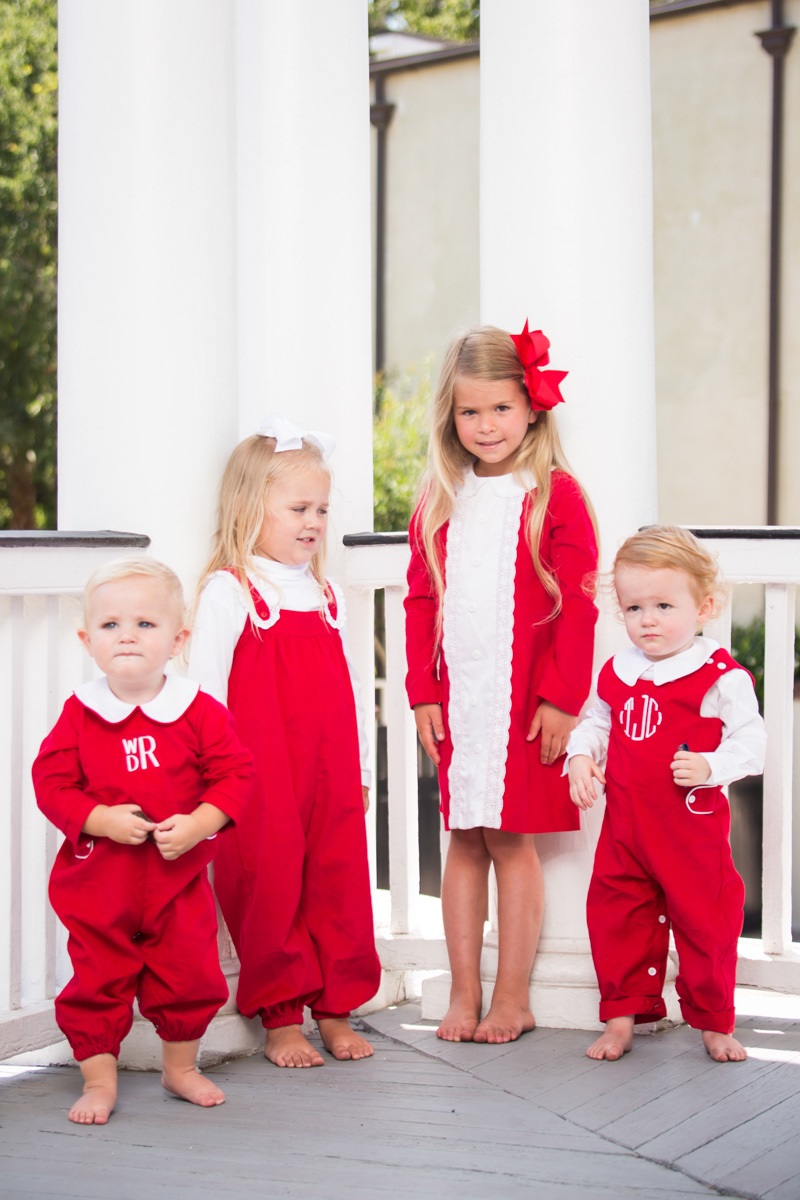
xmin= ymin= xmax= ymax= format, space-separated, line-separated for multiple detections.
xmin=1 ymin=989 xmax=799 ymax=1200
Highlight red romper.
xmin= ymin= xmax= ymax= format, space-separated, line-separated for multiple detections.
xmin=405 ymin=471 xmax=598 ymax=833
xmin=32 ymin=676 xmax=254 ymax=1061
xmin=588 ymin=649 xmax=749 ymax=1034
xmin=212 ymin=583 xmax=381 ymax=1029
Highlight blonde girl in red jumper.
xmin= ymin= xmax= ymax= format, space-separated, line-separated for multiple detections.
xmin=189 ymin=416 xmax=381 ymax=1069
xmin=405 ymin=323 xmax=599 ymax=1044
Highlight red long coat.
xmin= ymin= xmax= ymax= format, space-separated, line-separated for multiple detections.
xmin=405 ymin=471 xmax=598 ymax=833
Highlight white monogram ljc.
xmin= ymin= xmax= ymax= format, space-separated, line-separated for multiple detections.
xmin=620 ymin=695 xmax=662 ymax=741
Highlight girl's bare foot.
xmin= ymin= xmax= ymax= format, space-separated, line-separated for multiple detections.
xmin=703 ymin=1030 xmax=747 ymax=1062
xmin=265 ymin=1025 xmax=324 ymax=1068
xmin=587 ymin=1016 xmax=635 ymax=1061
xmin=437 ymin=994 xmax=482 ymax=1042
xmin=318 ymin=1017 xmax=374 ymax=1061
xmin=69 ymin=1053 xmax=117 ymax=1125
xmin=473 ymin=997 xmax=535 ymax=1044
xmin=161 ymin=1039 xmax=225 ymax=1105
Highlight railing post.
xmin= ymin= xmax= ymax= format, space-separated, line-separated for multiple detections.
xmin=384 ymin=586 xmax=421 ymax=934
xmin=762 ymin=581 xmax=796 ymax=953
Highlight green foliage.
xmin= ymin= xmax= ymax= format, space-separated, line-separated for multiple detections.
xmin=373 ymin=369 xmax=430 ymax=532
xmin=0 ymin=0 xmax=57 ymax=529
xmin=730 ymin=617 xmax=800 ymax=713
xmin=369 ymin=0 xmax=479 ymax=42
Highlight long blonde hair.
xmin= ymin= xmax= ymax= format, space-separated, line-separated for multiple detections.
xmin=417 ymin=325 xmax=597 ymax=635
xmin=194 ymin=435 xmax=331 ymax=618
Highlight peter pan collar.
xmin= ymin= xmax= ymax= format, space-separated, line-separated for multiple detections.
xmin=74 ymin=674 xmax=200 ymax=724
xmin=613 ymin=637 xmax=721 ymax=687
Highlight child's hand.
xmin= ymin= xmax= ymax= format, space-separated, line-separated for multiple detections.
xmin=671 ymin=750 xmax=711 ymax=788
xmin=362 ymin=786 xmax=370 ymax=814
xmin=568 ymin=755 xmax=605 ymax=810
xmin=414 ymin=703 xmax=445 ymax=765
xmin=83 ymin=803 xmax=156 ymax=845
xmin=152 ymin=813 xmax=204 ymax=860
xmin=527 ymin=702 xmax=577 ymax=764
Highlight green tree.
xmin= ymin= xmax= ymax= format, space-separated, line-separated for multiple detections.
xmin=373 ymin=369 xmax=430 ymax=532
xmin=369 ymin=0 xmax=479 ymax=42
xmin=0 ymin=0 xmax=57 ymax=529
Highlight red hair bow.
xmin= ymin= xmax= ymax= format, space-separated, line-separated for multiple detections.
xmin=509 ymin=320 xmax=567 ymax=411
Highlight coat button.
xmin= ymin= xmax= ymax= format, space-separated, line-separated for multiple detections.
xmin=648 ymin=967 xmax=657 ymax=976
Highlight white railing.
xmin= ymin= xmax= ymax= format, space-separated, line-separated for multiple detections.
xmin=2 ymin=526 xmax=797 ymax=1061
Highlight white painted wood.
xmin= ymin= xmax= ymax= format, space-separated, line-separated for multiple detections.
xmin=761 ymin=584 xmax=796 ymax=954
xmin=471 ymin=0 xmax=658 ymax=1025
xmin=383 ymin=586 xmax=421 ymax=934
xmin=58 ymin=0 xmax=238 ymax=589
xmin=234 ymin=0 xmax=374 ymax=582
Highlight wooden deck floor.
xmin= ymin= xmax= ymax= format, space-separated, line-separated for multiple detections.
xmin=1 ymin=988 xmax=799 ymax=1200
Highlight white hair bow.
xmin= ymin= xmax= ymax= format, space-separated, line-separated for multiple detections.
xmin=255 ymin=414 xmax=336 ymax=460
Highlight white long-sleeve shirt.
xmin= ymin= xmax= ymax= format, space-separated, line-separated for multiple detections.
xmin=566 ymin=637 xmax=766 ymax=788
xmin=187 ymin=557 xmax=372 ymax=788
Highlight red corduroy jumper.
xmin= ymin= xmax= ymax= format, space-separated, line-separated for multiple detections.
xmin=215 ymin=586 xmax=381 ymax=1029
xmin=587 ymin=649 xmax=747 ymax=1034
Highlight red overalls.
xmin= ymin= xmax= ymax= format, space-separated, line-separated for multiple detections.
xmin=587 ymin=649 xmax=746 ymax=1034
xmin=214 ymin=585 xmax=381 ymax=1028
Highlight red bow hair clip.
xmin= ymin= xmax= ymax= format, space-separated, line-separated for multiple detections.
xmin=509 ymin=320 xmax=567 ymax=411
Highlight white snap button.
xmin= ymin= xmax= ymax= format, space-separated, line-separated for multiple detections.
xmin=718 ymin=662 xmax=726 ymax=669
xmin=648 ymin=967 xmax=657 ymax=976
xmin=658 ymin=915 xmax=666 ymax=924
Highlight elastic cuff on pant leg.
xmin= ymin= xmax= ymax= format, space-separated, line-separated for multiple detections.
xmin=311 ymin=1010 xmax=350 ymax=1022
xmin=71 ymin=1042 xmax=122 ymax=1062
xmin=679 ymin=999 xmax=734 ymax=1035
xmin=262 ymin=1010 xmax=305 ymax=1030
xmin=599 ymin=995 xmax=666 ymax=1025
xmin=157 ymin=1023 xmax=213 ymax=1045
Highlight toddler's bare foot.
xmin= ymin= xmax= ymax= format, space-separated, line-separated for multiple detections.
xmin=265 ymin=1025 xmax=324 ymax=1068
xmin=70 ymin=1053 xmax=117 ymax=1125
xmin=587 ymin=1016 xmax=635 ymax=1061
xmin=69 ymin=1083 xmax=117 ymax=1125
xmin=703 ymin=1030 xmax=747 ymax=1062
xmin=318 ymin=1017 xmax=374 ymax=1061
xmin=161 ymin=1065 xmax=225 ymax=1107
xmin=437 ymin=994 xmax=482 ymax=1042
xmin=473 ymin=997 xmax=535 ymax=1044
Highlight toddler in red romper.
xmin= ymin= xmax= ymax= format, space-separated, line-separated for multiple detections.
xmin=32 ymin=558 xmax=253 ymax=1125
xmin=568 ymin=526 xmax=765 ymax=1063
xmin=188 ymin=416 xmax=381 ymax=1069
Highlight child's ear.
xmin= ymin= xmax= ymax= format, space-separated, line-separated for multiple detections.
xmin=697 ymin=595 xmax=716 ymax=626
xmin=171 ymin=627 xmax=190 ymax=658
xmin=77 ymin=629 xmax=93 ymax=655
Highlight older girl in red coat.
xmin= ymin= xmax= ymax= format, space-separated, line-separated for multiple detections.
xmin=405 ymin=323 xmax=598 ymax=1044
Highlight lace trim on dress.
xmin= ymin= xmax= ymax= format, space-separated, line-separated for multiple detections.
xmin=442 ymin=496 xmax=467 ymax=823
xmin=215 ymin=567 xmax=340 ymax=631
xmin=323 ymin=579 xmax=345 ymax=630
xmin=483 ymin=489 xmax=524 ymax=828
xmin=214 ymin=569 xmax=280 ymax=631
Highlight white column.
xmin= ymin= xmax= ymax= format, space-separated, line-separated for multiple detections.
xmin=448 ymin=0 xmax=659 ymax=1028
xmin=58 ymin=1 xmax=238 ymax=590
xmin=235 ymin=0 xmax=375 ymax=573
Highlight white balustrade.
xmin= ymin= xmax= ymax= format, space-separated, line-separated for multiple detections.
xmin=2 ymin=528 xmax=797 ymax=1061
